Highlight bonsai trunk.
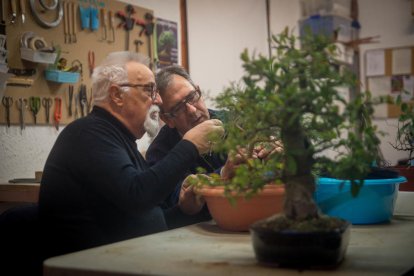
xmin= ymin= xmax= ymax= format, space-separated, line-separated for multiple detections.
xmin=282 ymin=123 xmax=319 ymax=221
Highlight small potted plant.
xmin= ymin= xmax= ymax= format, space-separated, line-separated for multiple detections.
xmin=390 ymin=94 xmax=414 ymax=191
xmin=193 ymin=29 xmax=405 ymax=268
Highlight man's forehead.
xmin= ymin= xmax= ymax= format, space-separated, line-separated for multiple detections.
xmin=127 ymin=62 xmax=154 ymax=82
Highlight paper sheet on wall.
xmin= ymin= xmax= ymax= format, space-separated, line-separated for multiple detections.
xmin=366 ymin=50 xmax=385 ymax=77
xmin=368 ymin=76 xmax=391 ymax=96
xmin=392 ymin=48 xmax=412 ymax=75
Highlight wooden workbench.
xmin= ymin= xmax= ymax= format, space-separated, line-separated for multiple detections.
xmin=44 ymin=215 xmax=414 ymax=276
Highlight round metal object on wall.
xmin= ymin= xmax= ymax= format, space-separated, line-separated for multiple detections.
xmin=29 ymin=0 xmax=63 ymax=28
xmin=20 ymin=31 xmax=36 ymax=48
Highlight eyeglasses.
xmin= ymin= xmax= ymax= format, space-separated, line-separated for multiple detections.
xmin=118 ymin=83 xmax=158 ymax=101
xmin=163 ymin=87 xmax=202 ymax=118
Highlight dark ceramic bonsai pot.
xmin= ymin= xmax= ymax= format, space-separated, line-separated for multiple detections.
xmin=250 ymin=219 xmax=351 ymax=268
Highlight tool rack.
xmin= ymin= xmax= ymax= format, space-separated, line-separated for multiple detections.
xmin=0 ymin=0 xmax=154 ymax=127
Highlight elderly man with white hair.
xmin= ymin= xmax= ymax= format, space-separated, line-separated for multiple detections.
xmin=39 ymin=52 xmax=224 ymax=258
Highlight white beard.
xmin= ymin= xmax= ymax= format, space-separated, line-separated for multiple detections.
xmin=144 ymin=105 xmax=160 ymax=138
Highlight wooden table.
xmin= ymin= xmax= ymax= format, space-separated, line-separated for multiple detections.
xmin=0 ymin=183 xmax=40 ymax=203
xmin=43 ymin=215 xmax=414 ymax=276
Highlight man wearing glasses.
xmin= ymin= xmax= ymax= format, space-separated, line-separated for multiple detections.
xmin=146 ymin=65 xmax=229 ymax=228
xmin=39 ymin=52 xmax=224 ymax=258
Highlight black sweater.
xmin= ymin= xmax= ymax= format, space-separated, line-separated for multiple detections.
xmin=39 ymin=106 xmax=199 ymax=255
xmin=146 ymin=109 xmax=227 ymax=208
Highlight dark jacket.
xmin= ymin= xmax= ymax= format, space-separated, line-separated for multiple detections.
xmin=39 ymin=106 xmax=200 ymax=256
xmin=146 ymin=109 xmax=227 ymax=208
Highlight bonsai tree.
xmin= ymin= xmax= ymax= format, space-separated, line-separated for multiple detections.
xmin=392 ymin=94 xmax=414 ymax=165
xmin=197 ymin=29 xmax=381 ymax=226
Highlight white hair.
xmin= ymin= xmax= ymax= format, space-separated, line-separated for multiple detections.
xmin=91 ymin=52 xmax=150 ymax=105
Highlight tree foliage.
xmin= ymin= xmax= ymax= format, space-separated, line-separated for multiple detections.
xmin=197 ymin=30 xmax=381 ymax=219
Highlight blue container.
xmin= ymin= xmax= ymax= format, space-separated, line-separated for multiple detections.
xmin=315 ymin=177 xmax=406 ymax=224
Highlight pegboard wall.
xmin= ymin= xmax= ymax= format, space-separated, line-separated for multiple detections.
xmin=0 ymin=0 xmax=154 ymax=128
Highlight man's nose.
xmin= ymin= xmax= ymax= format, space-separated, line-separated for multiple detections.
xmin=186 ymin=102 xmax=197 ymax=113
xmin=153 ymin=92 xmax=162 ymax=105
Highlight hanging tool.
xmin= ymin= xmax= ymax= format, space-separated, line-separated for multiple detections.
xmin=134 ymin=39 xmax=143 ymax=53
xmin=108 ymin=10 xmax=115 ymax=43
xmin=74 ymin=93 xmax=79 ymax=119
xmin=29 ymin=96 xmax=40 ymax=124
xmin=79 ymin=84 xmax=87 ymax=117
xmin=136 ymin=13 xmax=155 ymax=69
xmin=16 ymin=98 xmax=27 ymax=132
xmin=71 ymin=2 xmax=77 ymax=43
xmin=2 ymin=96 xmax=13 ymax=127
xmin=68 ymin=85 xmax=74 ymax=116
xmin=29 ymin=0 xmax=63 ymax=28
xmin=54 ymin=97 xmax=62 ymax=130
xmin=42 ymin=97 xmax=52 ymax=124
xmin=0 ymin=0 xmax=6 ymax=26
xmin=19 ymin=0 xmax=25 ymax=23
xmin=10 ymin=0 xmax=17 ymax=24
xmin=100 ymin=8 xmax=107 ymax=40
xmin=88 ymin=50 xmax=95 ymax=77
xmin=116 ymin=4 xmax=136 ymax=50
xmin=63 ymin=0 xmax=69 ymax=43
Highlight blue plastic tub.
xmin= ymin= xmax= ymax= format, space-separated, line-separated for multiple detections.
xmin=315 ymin=177 xmax=406 ymax=224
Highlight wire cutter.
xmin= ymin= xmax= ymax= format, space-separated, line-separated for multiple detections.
xmin=88 ymin=50 xmax=95 ymax=77
xmin=29 ymin=96 xmax=41 ymax=124
xmin=2 ymin=96 xmax=13 ymax=127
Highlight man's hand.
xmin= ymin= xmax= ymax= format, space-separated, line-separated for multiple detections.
xmin=220 ymin=142 xmax=283 ymax=180
xmin=178 ymin=174 xmax=206 ymax=215
xmin=183 ymin=119 xmax=224 ymax=155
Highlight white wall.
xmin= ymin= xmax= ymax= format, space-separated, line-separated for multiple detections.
xmin=187 ymin=0 xmax=269 ymax=106
xmin=0 ymin=0 xmax=412 ymax=182
xmin=359 ymin=0 xmax=414 ymax=165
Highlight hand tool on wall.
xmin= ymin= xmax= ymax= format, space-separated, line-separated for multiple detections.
xmin=100 ymin=8 xmax=107 ymax=40
xmin=116 ymin=4 xmax=136 ymax=50
xmin=71 ymin=2 xmax=77 ymax=43
xmin=54 ymin=97 xmax=62 ymax=130
xmin=19 ymin=0 xmax=25 ymax=23
xmin=42 ymin=97 xmax=52 ymax=124
xmin=90 ymin=5 xmax=99 ymax=31
xmin=79 ymin=84 xmax=87 ymax=117
xmin=29 ymin=96 xmax=40 ymax=124
xmin=134 ymin=39 xmax=143 ymax=53
xmin=10 ymin=0 xmax=17 ymax=24
xmin=16 ymin=98 xmax=27 ymax=132
xmin=0 ymin=0 xmax=6 ymax=26
xmin=108 ymin=10 xmax=115 ymax=43
xmin=136 ymin=13 xmax=155 ymax=69
xmin=63 ymin=0 xmax=69 ymax=43
xmin=68 ymin=85 xmax=74 ymax=116
xmin=29 ymin=0 xmax=63 ymax=28
xmin=88 ymin=50 xmax=95 ymax=77
xmin=2 ymin=96 xmax=13 ymax=127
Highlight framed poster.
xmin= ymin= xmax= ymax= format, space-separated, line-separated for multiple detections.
xmin=155 ymin=18 xmax=178 ymax=68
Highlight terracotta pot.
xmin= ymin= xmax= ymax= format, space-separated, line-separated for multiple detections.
xmin=196 ymin=185 xmax=285 ymax=231
xmin=392 ymin=166 xmax=414 ymax=191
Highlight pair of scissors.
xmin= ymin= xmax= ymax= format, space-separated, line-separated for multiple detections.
xmin=54 ymin=97 xmax=62 ymax=131
xmin=2 ymin=96 xmax=13 ymax=127
xmin=16 ymin=98 xmax=27 ymax=132
xmin=29 ymin=96 xmax=41 ymax=124
xmin=88 ymin=50 xmax=95 ymax=77
xmin=42 ymin=97 xmax=53 ymax=124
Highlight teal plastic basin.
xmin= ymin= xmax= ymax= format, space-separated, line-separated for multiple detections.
xmin=315 ymin=177 xmax=407 ymax=224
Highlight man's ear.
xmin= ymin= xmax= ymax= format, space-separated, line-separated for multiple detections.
xmin=160 ymin=113 xmax=176 ymax=128
xmin=109 ymin=85 xmax=124 ymax=106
